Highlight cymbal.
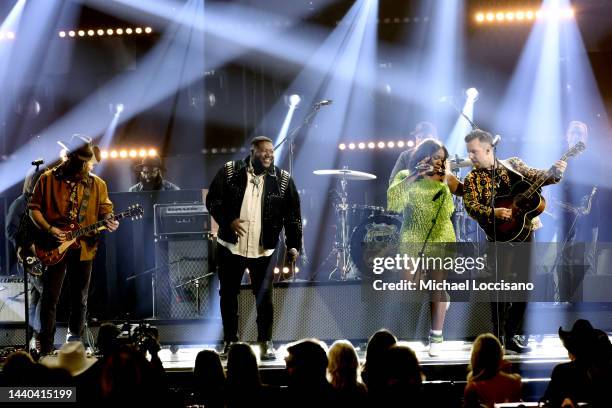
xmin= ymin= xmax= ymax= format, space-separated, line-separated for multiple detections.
xmin=450 ymin=158 xmax=472 ymax=170
xmin=313 ymin=169 xmax=377 ymax=180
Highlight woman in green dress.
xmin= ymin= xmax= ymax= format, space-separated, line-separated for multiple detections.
xmin=387 ymin=138 xmax=463 ymax=357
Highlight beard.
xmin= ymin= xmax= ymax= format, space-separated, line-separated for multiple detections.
xmin=251 ymin=156 xmax=270 ymax=175
xmin=142 ymin=174 xmax=163 ymax=190
xmin=64 ymin=158 xmax=88 ymax=179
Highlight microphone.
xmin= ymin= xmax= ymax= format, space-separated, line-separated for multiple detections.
xmin=432 ymin=189 xmax=444 ymax=202
xmin=31 ymin=159 xmax=44 ymax=166
xmin=315 ymin=99 xmax=333 ymax=106
xmin=491 ymin=135 xmax=501 ymax=147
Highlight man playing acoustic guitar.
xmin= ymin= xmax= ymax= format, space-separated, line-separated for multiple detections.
xmin=463 ymin=129 xmax=567 ymax=354
xmin=28 ymin=135 xmax=119 ymax=356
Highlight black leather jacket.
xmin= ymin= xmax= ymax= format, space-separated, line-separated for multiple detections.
xmin=206 ymin=156 xmax=302 ymax=252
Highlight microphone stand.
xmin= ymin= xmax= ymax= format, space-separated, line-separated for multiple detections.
xmin=274 ymin=102 xmax=327 ymax=272
xmin=443 ymin=97 xmax=478 ymax=131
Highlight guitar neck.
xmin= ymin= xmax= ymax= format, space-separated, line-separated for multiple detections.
xmin=71 ymin=212 xmax=127 ymax=239
xmin=523 ymin=150 xmax=576 ymax=198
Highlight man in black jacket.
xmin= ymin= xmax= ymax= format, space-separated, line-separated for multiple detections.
xmin=206 ymin=136 xmax=302 ymax=360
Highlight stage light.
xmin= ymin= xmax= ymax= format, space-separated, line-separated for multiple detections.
xmin=475 ymin=13 xmax=484 ymax=23
xmin=88 ymin=30 xmax=94 ymax=36
xmin=148 ymin=149 xmax=157 ymax=157
xmin=101 ymin=150 xmax=109 ymax=159
xmin=526 ymin=10 xmax=534 ymax=20
xmin=282 ymin=267 xmax=290 ymax=273
xmin=339 ymin=143 xmax=346 ymax=150
xmin=348 ymin=143 xmax=356 ymax=150
xmin=368 ymin=142 xmax=375 ymax=149
xmin=397 ymin=141 xmax=405 ymax=148
xmin=535 ymin=10 xmax=543 ymax=19
xmin=486 ymin=13 xmax=494 ymax=22
xmin=125 ymin=28 xmax=133 ymax=34
xmin=407 ymin=140 xmax=415 ymax=147
xmin=387 ymin=141 xmax=395 ymax=148
xmin=289 ymin=94 xmax=301 ymax=106
xmin=59 ymin=31 xmax=66 ymax=38
xmin=78 ymin=30 xmax=85 ymax=37
xmin=516 ymin=11 xmax=525 ymax=20
xmin=116 ymin=28 xmax=123 ymax=35
xmin=110 ymin=150 xmax=118 ymax=158
xmin=97 ymin=29 xmax=104 ymax=36
xmin=139 ymin=149 xmax=147 ymax=157
xmin=129 ymin=150 xmax=137 ymax=158
xmin=295 ymin=267 xmax=299 ymax=273
xmin=116 ymin=103 xmax=124 ymax=113
xmin=119 ymin=150 xmax=128 ymax=158
xmin=106 ymin=28 xmax=114 ymax=35
xmin=145 ymin=27 xmax=153 ymax=34
xmin=506 ymin=12 xmax=515 ymax=21
xmin=358 ymin=142 xmax=366 ymax=149
xmin=495 ymin=12 xmax=504 ymax=21
xmin=377 ymin=141 xmax=385 ymax=149
xmin=135 ymin=27 xmax=143 ymax=34
xmin=68 ymin=31 xmax=75 ymax=37
xmin=274 ymin=267 xmax=280 ymax=274
xmin=466 ymin=87 xmax=479 ymax=100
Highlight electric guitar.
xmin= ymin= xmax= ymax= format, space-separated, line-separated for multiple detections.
xmin=35 ymin=205 xmax=143 ymax=266
xmin=481 ymin=142 xmax=585 ymax=242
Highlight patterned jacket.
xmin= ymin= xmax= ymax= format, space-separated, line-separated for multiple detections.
xmin=206 ymin=156 xmax=302 ymax=251
xmin=463 ymin=157 xmax=561 ymax=227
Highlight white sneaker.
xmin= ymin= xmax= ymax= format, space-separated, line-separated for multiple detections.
xmin=428 ymin=336 xmax=443 ymax=357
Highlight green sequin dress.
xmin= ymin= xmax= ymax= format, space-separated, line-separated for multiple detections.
xmin=387 ymin=170 xmax=456 ymax=249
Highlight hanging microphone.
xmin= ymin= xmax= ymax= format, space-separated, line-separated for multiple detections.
xmin=491 ymin=135 xmax=501 ymax=147
xmin=315 ymin=99 xmax=333 ymax=106
xmin=31 ymin=159 xmax=44 ymax=166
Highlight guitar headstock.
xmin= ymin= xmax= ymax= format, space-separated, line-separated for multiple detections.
xmin=126 ymin=204 xmax=144 ymax=220
xmin=565 ymin=141 xmax=586 ymax=159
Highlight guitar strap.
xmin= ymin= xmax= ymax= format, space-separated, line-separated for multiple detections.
xmin=77 ymin=176 xmax=93 ymax=225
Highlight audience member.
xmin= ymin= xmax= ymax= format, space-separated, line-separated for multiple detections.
xmin=464 ymin=333 xmax=521 ymax=408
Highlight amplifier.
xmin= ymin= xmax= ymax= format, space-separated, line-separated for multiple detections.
xmin=154 ymin=203 xmax=211 ymax=237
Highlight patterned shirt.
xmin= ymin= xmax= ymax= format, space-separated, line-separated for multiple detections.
xmin=463 ymin=157 xmax=560 ymax=228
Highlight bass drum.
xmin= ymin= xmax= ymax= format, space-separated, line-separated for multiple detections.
xmin=350 ymin=213 xmax=402 ymax=278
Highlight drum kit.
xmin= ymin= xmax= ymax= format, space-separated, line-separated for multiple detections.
xmin=313 ymin=155 xmax=477 ymax=281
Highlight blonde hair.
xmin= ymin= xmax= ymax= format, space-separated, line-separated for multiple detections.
xmin=327 ymin=340 xmax=360 ymax=389
xmin=468 ymin=333 xmax=503 ymax=382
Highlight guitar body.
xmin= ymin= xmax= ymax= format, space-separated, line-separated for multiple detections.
xmin=482 ymin=180 xmax=546 ymax=242
xmin=35 ymin=223 xmax=81 ymax=266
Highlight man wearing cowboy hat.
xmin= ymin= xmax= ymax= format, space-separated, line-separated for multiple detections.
xmin=129 ymin=156 xmax=180 ymax=192
xmin=206 ymin=136 xmax=302 ymax=360
xmin=542 ymin=319 xmax=612 ymax=407
xmin=29 ymin=134 xmax=119 ymax=355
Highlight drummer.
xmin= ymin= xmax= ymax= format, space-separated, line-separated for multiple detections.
xmin=389 ymin=121 xmax=439 ymax=184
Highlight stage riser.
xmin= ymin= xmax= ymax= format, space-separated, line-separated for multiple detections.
xmin=3 ymin=282 xmax=612 ymax=346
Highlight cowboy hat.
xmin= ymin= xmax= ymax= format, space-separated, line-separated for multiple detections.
xmin=134 ymin=155 xmax=165 ymax=171
xmin=57 ymin=134 xmax=101 ymax=164
xmin=558 ymin=319 xmax=597 ymax=358
xmin=40 ymin=341 xmax=97 ymax=376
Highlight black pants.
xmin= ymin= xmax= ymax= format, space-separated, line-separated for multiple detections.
xmin=489 ymin=235 xmax=532 ymax=342
xmin=39 ymin=249 xmax=92 ymax=351
xmin=217 ymin=244 xmax=274 ymax=342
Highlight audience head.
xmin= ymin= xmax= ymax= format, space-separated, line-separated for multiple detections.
xmin=327 ymin=340 xmax=360 ymax=389
xmin=285 ymin=339 xmax=329 ymax=385
xmin=468 ymin=333 xmax=503 ymax=381
xmin=226 ymin=342 xmax=261 ymax=389
xmin=559 ymin=319 xmax=599 ymax=361
xmin=364 ymin=329 xmax=397 ymax=371
xmin=97 ymin=322 xmax=121 ymax=357
xmin=194 ymin=349 xmax=225 ymax=387
xmin=384 ymin=344 xmax=424 ymax=388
